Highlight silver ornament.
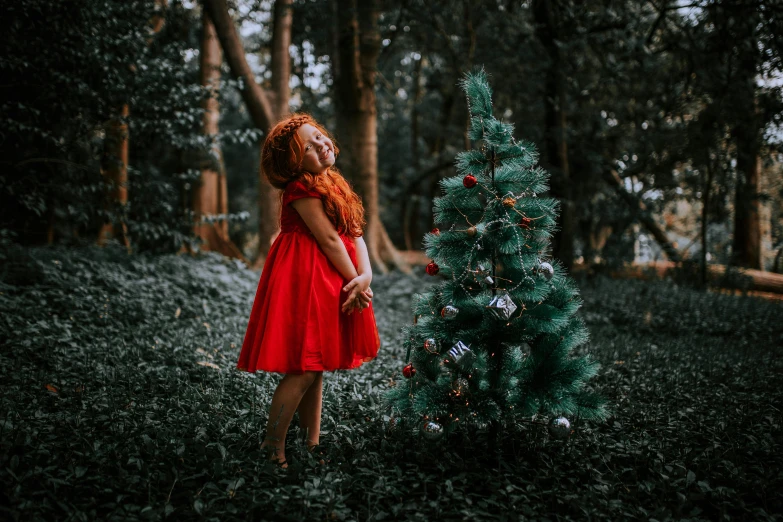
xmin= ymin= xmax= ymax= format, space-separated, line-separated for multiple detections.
xmin=422 ymin=420 xmax=444 ymax=440
xmin=440 ymin=305 xmax=459 ymax=320
xmin=538 ymin=261 xmax=554 ymax=280
xmin=447 ymin=340 xmax=472 ymax=364
xmin=486 ymin=291 xmax=518 ymax=320
xmin=548 ymin=416 xmax=571 ymax=439
xmin=476 ymin=264 xmax=494 ymax=285
xmin=424 ymin=338 xmax=439 ymax=354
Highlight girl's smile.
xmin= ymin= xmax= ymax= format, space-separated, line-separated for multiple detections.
xmin=297 ymin=123 xmax=335 ymax=174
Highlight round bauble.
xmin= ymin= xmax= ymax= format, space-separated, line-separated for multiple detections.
xmin=467 ymin=226 xmax=477 ymax=237
xmin=538 ymin=262 xmax=554 ymax=280
xmin=422 ymin=420 xmax=444 ymax=440
xmin=402 ymin=364 xmax=416 ymax=379
xmin=431 ymin=228 xmax=440 ymax=236
xmin=440 ymin=305 xmax=459 ymax=320
xmin=548 ymin=416 xmax=571 ymax=439
xmin=463 ymin=174 xmax=478 ymax=188
xmin=426 ymin=261 xmax=440 ymax=276
xmin=424 ymin=338 xmax=439 ymax=354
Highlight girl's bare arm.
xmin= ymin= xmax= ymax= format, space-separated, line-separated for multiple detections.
xmin=291 ymin=197 xmax=359 ymax=281
xmin=354 ymin=236 xmax=372 ymax=281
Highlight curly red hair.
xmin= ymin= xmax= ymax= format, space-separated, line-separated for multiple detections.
xmin=261 ymin=113 xmax=366 ymax=237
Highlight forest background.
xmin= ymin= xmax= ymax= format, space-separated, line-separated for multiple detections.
xmin=2 ymin=2 xmax=783 ymax=520
xmin=2 ymin=0 xmax=782 ymax=280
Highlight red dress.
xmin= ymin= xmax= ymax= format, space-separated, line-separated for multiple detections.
xmin=237 ymin=179 xmax=380 ymax=374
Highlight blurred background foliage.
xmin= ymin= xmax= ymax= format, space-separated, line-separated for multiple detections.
xmin=1 ymin=0 xmax=781 ymax=273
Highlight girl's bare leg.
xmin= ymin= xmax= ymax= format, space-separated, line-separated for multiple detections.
xmin=260 ymin=372 xmax=319 ymax=464
xmin=297 ymin=372 xmax=323 ymax=449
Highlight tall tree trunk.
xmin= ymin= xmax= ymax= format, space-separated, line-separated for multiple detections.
xmin=97 ymin=104 xmax=131 ymax=251
xmin=403 ymin=54 xmax=424 ymax=250
xmin=732 ymin=149 xmax=762 ymax=269
xmin=730 ymin=7 xmax=763 ymax=270
xmin=333 ymin=0 xmax=409 ymax=273
xmin=192 ymin=11 xmax=246 ymax=261
xmin=202 ymin=0 xmax=293 ymax=266
xmin=253 ymin=0 xmax=293 ymax=268
xmin=97 ymin=0 xmax=167 ymax=251
xmin=532 ymin=0 xmax=574 ymax=270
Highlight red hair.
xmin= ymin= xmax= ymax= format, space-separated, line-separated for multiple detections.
xmin=261 ymin=113 xmax=366 ymax=237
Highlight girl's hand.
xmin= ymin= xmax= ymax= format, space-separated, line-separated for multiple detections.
xmin=342 ymin=274 xmax=371 ymax=314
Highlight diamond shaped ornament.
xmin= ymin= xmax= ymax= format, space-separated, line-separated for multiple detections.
xmin=486 ymin=291 xmax=517 ymax=320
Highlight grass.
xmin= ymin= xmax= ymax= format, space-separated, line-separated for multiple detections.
xmin=0 ymin=244 xmax=781 ymax=521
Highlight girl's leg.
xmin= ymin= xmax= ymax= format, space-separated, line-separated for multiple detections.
xmin=297 ymin=372 xmax=323 ymax=449
xmin=260 ymin=371 xmax=319 ymax=463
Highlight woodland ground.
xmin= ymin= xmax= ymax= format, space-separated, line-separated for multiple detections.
xmin=0 ymin=244 xmax=781 ymax=522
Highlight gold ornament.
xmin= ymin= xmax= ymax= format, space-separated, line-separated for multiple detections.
xmin=467 ymin=226 xmax=477 ymax=237
xmin=502 ymin=196 xmax=516 ymax=208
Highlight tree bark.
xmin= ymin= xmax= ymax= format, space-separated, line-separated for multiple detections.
xmin=97 ymin=104 xmax=131 ymax=251
xmin=97 ymin=0 xmax=167 ymax=251
xmin=192 ymin=11 xmax=247 ymax=262
xmin=203 ymin=0 xmax=294 ymax=266
xmin=532 ymin=0 xmax=574 ymax=270
xmin=403 ymin=54 xmax=424 ymax=250
xmin=252 ymin=0 xmax=293 ymax=269
xmin=732 ymin=128 xmax=762 ymax=270
xmin=202 ymin=0 xmax=275 ymax=131
xmin=333 ymin=0 xmax=409 ymax=273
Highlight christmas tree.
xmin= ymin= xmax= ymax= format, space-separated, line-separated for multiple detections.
xmin=385 ymin=69 xmax=608 ymax=441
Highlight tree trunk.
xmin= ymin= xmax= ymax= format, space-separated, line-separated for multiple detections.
xmin=97 ymin=0 xmax=167 ymax=252
xmin=252 ymin=0 xmax=293 ymax=269
xmin=333 ymin=0 xmax=409 ymax=273
xmin=97 ymin=103 xmax=131 ymax=251
xmin=732 ymin=130 xmax=762 ymax=270
xmin=202 ymin=0 xmax=275 ymax=131
xmin=729 ymin=6 xmax=763 ymax=270
xmin=191 ymin=11 xmax=247 ymax=261
xmin=203 ymin=0 xmax=294 ymax=266
xmin=532 ymin=0 xmax=574 ymax=270
xmin=403 ymin=54 xmax=424 ymax=250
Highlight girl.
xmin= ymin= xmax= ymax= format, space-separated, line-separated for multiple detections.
xmin=236 ymin=113 xmax=380 ymax=468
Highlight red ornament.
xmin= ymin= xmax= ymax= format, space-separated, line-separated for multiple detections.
xmin=519 ymin=217 xmax=532 ymax=229
xmin=463 ymin=174 xmax=478 ymax=188
xmin=403 ymin=364 xmax=416 ymax=378
xmin=426 ymin=261 xmax=440 ymax=276
xmin=431 ymin=228 xmax=440 ymax=236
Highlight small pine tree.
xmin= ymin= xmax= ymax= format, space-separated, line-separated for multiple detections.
xmin=385 ymin=69 xmax=608 ymax=441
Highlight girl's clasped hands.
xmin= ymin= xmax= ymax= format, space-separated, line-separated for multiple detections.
xmin=341 ymin=273 xmax=373 ymax=315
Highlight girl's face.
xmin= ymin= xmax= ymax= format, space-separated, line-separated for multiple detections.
xmin=295 ymin=123 xmax=335 ymax=175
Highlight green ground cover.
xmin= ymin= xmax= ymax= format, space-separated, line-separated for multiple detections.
xmin=1 ymin=245 xmax=781 ymax=521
